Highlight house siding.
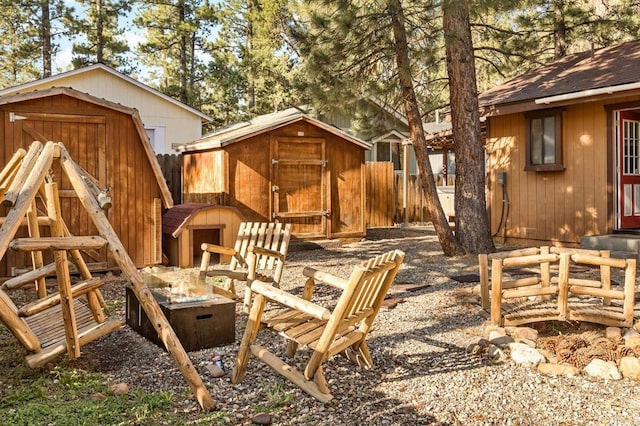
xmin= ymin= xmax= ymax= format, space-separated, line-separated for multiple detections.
xmin=486 ymin=94 xmax=640 ymax=245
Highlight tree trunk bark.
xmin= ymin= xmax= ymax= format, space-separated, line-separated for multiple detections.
xmin=388 ymin=0 xmax=464 ymax=256
xmin=178 ymin=1 xmax=188 ymax=104
xmin=443 ymin=0 xmax=495 ymax=254
xmin=41 ymin=0 xmax=52 ymax=77
xmin=96 ymin=0 xmax=104 ymax=64
xmin=553 ymin=0 xmax=568 ymax=59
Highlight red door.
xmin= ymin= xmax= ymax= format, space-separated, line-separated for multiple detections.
xmin=619 ymin=111 xmax=640 ymax=228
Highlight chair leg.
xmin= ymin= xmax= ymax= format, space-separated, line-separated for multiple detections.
xmin=286 ymin=340 xmax=299 ymax=358
xmin=231 ymin=293 xmax=266 ymax=384
xmin=243 ymin=286 xmax=252 ymax=314
xmin=314 ymin=365 xmax=331 ymax=395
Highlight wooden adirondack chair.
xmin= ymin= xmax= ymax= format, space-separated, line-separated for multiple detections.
xmin=199 ymin=222 xmax=292 ymax=302
xmin=231 ymin=249 xmax=405 ymax=403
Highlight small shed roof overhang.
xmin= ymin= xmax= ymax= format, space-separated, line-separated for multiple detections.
xmin=174 ymin=108 xmax=372 ymax=153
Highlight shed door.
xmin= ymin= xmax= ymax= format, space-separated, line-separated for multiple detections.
xmin=619 ymin=111 xmax=640 ymax=229
xmin=271 ymin=138 xmax=328 ymax=238
xmin=3 ymin=110 xmax=108 ymax=268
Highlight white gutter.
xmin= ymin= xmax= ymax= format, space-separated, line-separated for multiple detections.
xmin=535 ymin=81 xmax=640 ymax=104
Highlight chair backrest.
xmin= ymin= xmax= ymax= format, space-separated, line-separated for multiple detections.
xmin=317 ymin=250 xmax=405 ymax=352
xmin=231 ymin=222 xmax=291 ymax=270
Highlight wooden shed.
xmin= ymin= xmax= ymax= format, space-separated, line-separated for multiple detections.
xmin=175 ymin=109 xmax=371 ymax=240
xmin=0 ymin=87 xmax=173 ymax=276
xmin=162 ymin=203 xmax=245 ymax=267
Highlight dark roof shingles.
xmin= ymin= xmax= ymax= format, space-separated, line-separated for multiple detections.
xmin=479 ymin=40 xmax=640 ymax=107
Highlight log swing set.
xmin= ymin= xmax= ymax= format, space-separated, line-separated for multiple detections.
xmin=0 ymin=141 xmax=215 ymax=411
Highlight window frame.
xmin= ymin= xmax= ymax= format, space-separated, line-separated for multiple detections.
xmin=524 ymin=108 xmax=564 ymax=172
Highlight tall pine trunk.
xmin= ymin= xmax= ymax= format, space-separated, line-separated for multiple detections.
xmin=178 ymin=0 xmax=188 ymax=104
xmin=443 ymin=0 xmax=494 ymax=254
xmin=388 ymin=0 xmax=464 ymax=256
xmin=41 ymin=0 xmax=52 ymax=77
xmin=96 ymin=0 xmax=104 ymax=63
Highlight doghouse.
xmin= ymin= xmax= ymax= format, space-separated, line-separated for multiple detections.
xmin=175 ymin=109 xmax=371 ymax=240
xmin=162 ymin=203 xmax=245 ymax=267
xmin=0 ymin=87 xmax=173 ymax=275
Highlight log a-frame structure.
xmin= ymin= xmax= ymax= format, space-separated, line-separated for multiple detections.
xmin=0 ymin=141 xmax=214 ymax=411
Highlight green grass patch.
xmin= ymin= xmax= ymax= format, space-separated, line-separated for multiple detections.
xmin=0 ymin=365 xmax=186 ymax=425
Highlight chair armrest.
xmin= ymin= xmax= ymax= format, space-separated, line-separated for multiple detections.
xmin=201 ymin=243 xmax=237 ymax=257
xmin=251 ymin=280 xmax=331 ymax=321
xmin=201 ymin=270 xmax=248 ymax=281
xmin=302 ymin=267 xmax=347 ymax=290
xmin=248 ymin=245 xmax=285 ymax=260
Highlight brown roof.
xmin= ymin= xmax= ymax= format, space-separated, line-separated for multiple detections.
xmin=479 ymin=39 xmax=640 ymax=108
xmin=162 ymin=203 xmax=245 ymax=238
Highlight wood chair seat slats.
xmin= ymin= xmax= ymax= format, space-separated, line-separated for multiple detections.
xmin=25 ymin=299 xmax=94 ymax=347
xmin=232 ymin=249 xmax=405 ymax=402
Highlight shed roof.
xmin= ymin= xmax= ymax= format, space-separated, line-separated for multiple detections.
xmin=0 ymin=63 xmax=212 ymax=123
xmin=0 ymin=87 xmax=173 ymax=207
xmin=479 ymin=39 xmax=640 ymax=113
xmin=162 ymin=203 xmax=244 ymax=238
xmin=174 ymin=108 xmax=372 ymax=152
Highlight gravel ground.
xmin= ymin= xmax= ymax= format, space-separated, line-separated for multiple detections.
xmin=4 ymin=226 xmax=640 ymax=425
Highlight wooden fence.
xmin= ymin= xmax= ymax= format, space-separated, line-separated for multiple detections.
xmin=156 ymin=153 xmax=182 ymax=205
xmin=365 ymin=162 xmax=455 ymax=227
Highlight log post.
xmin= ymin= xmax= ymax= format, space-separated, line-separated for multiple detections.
xmin=0 ymin=142 xmax=55 ymax=262
xmin=46 ymin=181 xmax=80 ymax=359
xmin=27 ymin=199 xmax=47 ymax=298
xmin=58 ymin=144 xmax=215 ymax=411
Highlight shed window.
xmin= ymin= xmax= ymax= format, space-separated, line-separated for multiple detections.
xmin=525 ymin=109 xmax=564 ymax=171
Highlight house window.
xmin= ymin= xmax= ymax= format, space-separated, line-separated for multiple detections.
xmin=374 ymin=141 xmax=402 ymax=171
xmin=145 ymin=125 xmax=166 ymax=154
xmin=525 ymin=109 xmax=564 ymax=171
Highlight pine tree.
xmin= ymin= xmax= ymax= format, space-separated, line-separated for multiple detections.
xmin=69 ymin=0 xmax=133 ymax=71
xmin=204 ymin=0 xmax=299 ymax=123
xmin=0 ymin=1 xmax=41 ymax=87
xmin=134 ymin=0 xmax=217 ymax=107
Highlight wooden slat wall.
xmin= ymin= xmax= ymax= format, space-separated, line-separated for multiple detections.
xmin=327 ymin=133 xmax=364 ymax=237
xmin=0 ymin=94 xmax=164 ymax=275
xmin=365 ymin=162 xmax=395 ymax=228
xmin=157 ymin=153 xmax=182 ymax=205
xmin=486 ymin=95 xmax=639 ymax=244
xmin=180 ymin=120 xmax=368 ymax=239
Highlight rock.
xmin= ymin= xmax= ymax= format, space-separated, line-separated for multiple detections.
xmin=90 ymin=392 xmax=107 ymax=400
xmin=251 ymin=412 xmax=272 ymax=425
xmin=605 ymin=327 xmax=622 ymax=340
xmin=619 ymin=357 xmax=640 ymax=380
xmin=207 ymin=362 xmax=226 ymax=378
xmin=488 ymin=345 xmax=507 ymax=364
xmin=485 ymin=326 xmax=506 ymax=339
xmin=583 ymin=359 xmax=622 ymax=380
xmin=109 ymin=382 xmax=129 ymax=395
xmin=489 ymin=335 xmax=515 ymax=348
xmin=518 ymin=338 xmax=537 ymax=348
xmin=477 ymin=338 xmax=492 ymax=348
xmin=538 ymin=363 xmax=580 ymax=377
xmin=509 ymin=343 xmax=545 ymax=367
xmin=512 ymin=327 xmax=539 ymax=342
xmin=623 ymin=328 xmax=640 ymax=348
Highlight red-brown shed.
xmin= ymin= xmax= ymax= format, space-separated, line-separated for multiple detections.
xmin=0 ymin=87 xmax=172 ymax=276
xmin=174 ymin=109 xmax=371 ymax=240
